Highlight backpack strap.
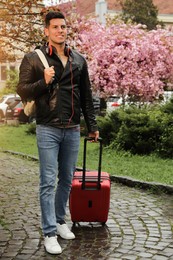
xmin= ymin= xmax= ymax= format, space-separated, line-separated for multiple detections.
xmin=35 ymin=49 xmax=49 ymax=68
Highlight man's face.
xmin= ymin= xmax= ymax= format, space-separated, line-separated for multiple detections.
xmin=45 ymin=18 xmax=67 ymax=45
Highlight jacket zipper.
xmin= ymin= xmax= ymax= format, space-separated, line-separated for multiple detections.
xmin=56 ymin=57 xmax=70 ymax=125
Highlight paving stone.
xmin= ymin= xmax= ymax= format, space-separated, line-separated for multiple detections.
xmin=137 ymin=252 xmax=153 ymax=258
xmin=0 ymin=151 xmax=173 ymax=259
xmin=152 ymin=255 xmax=170 ymax=260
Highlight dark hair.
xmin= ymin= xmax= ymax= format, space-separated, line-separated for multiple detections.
xmin=45 ymin=11 xmax=66 ymax=27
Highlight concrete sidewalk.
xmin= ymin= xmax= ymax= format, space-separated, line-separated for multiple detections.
xmin=0 ymin=152 xmax=173 ymax=260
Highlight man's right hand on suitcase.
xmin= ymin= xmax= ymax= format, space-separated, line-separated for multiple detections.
xmin=88 ymin=131 xmax=99 ymax=142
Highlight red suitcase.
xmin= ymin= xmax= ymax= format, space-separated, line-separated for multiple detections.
xmin=69 ymin=137 xmax=111 ymax=224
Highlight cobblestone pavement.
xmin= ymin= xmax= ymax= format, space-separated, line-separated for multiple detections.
xmin=0 ymin=152 xmax=173 ymax=260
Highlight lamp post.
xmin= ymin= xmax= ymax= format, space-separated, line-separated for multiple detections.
xmin=95 ymin=0 xmax=108 ymax=25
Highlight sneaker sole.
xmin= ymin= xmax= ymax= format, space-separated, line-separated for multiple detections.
xmin=44 ymin=246 xmax=62 ymax=255
xmin=57 ymin=233 xmax=75 ymax=240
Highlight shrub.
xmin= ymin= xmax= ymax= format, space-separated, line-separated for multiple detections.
xmin=160 ymin=97 xmax=173 ymax=114
xmin=97 ymin=116 xmax=114 ymax=145
xmin=156 ymin=99 xmax=173 ymax=158
xmin=112 ymin=107 xmax=162 ymax=155
xmin=97 ymin=110 xmax=123 ymax=146
xmin=99 ymin=104 xmax=173 ymax=158
xmin=25 ymin=123 xmax=36 ymax=135
xmin=158 ymin=125 xmax=173 ymax=158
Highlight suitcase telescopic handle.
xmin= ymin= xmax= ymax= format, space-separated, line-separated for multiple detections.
xmin=82 ymin=137 xmax=102 ymax=190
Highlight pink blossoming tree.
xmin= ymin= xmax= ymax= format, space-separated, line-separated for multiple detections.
xmin=75 ymin=22 xmax=173 ymax=102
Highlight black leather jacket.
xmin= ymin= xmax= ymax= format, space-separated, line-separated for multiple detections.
xmin=17 ymin=46 xmax=98 ymax=133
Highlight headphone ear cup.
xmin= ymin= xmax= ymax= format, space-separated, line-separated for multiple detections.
xmin=46 ymin=44 xmax=53 ymax=56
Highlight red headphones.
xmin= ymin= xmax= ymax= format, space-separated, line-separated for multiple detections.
xmin=46 ymin=43 xmax=71 ymax=57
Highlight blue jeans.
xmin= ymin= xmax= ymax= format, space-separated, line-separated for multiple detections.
xmin=36 ymin=125 xmax=80 ymax=236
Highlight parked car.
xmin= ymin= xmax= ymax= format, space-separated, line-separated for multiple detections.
xmin=162 ymin=91 xmax=173 ymax=103
xmin=0 ymin=94 xmax=20 ymax=120
xmin=106 ymin=96 xmax=123 ymax=113
xmin=106 ymin=95 xmax=153 ymax=113
xmin=6 ymin=100 xmax=30 ymax=123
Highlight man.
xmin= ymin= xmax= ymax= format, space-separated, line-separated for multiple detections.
xmin=17 ymin=11 xmax=99 ymax=255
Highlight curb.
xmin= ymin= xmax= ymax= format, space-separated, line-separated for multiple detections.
xmin=2 ymin=150 xmax=173 ymax=195
xmin=3 ymin=150 xmax=39 ymax=161
xmin=110 ymin=175 xmax=173 ymax=195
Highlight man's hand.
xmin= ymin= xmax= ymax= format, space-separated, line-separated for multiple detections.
xmin=44 ymin=66 xmax=55 ymax=84
xmin=88 ymin=130 xmax=99 ymax=142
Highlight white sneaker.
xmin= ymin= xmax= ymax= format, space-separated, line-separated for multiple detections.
xmin=57 ymin=223 xmax=75 ymax=240
xmin=44 ymin=236 xmax=62 ymax=254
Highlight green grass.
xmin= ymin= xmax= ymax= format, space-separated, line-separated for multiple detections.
xmin=0 ymin=124 xmax=38 ymax=156
xmin=0 ymin=124 xmax=173 ymax=186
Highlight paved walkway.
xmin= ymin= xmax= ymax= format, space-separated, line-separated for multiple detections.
xmin=0 ymin=152 xmax=173 ymax=260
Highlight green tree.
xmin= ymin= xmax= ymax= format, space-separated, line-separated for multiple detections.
xmin=0 ymin=0 xmax=44 ymax=61
xmin=120 ymin=0 xmax=163 ymax=30
xmin=5 ymin=69 xmax=19 ymax=93
xmin=0 ymin=69 xmax=19 ymax=96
